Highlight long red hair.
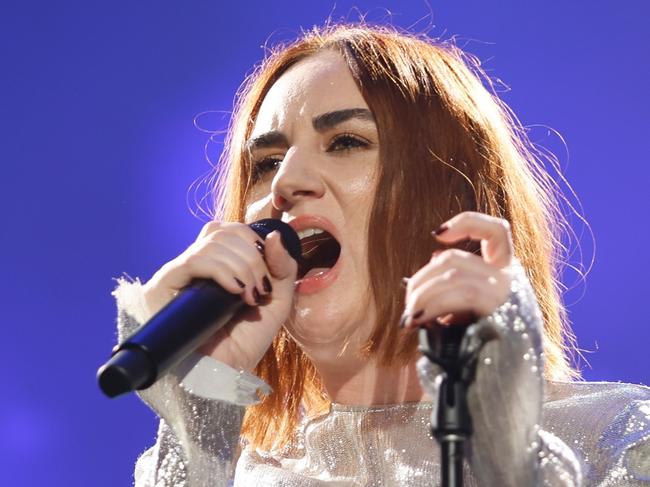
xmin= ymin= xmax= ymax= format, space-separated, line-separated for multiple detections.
xmin=209 ymin=23 xmax=579 ymax=450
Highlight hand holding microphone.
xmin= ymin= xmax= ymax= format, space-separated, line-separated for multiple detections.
xmin=97 ymin=219 xmax=300 ymax=398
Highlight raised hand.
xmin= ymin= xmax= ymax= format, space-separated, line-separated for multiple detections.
xmin=142 ymin=221 xmax=298 ymax=371
xmin=401 ymin=211 xmax=514 ymax=330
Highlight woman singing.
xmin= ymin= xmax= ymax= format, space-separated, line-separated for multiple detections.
xmin=113 ymin=23 xmax=650 ymax=486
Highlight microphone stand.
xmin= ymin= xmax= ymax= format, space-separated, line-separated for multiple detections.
xmin=418 ymin=323 xmax=496 ymax=487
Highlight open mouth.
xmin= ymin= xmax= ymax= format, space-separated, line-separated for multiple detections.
xmin=297 ymin=229 xmax=342 ymax=280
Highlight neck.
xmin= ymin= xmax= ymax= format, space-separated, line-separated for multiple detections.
xmin=313 ymin=354 xmax=426 ymax=405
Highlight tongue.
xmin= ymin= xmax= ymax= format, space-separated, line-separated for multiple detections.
xmin=304 ymin=267 xmax=330 ymax=278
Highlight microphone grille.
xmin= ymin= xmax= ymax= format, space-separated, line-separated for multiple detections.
xmin=249 ymin=219 xmax=301 ymax=262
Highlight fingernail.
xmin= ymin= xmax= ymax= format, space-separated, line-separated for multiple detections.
xmin=399 ymin=312 xmax=409 ymax=329
xmin=253 ymin=287 xmax=261 ymax=304
xmin=432 ymin=224 xmax=449 ymax=236
xmin=254 ymin=240 xmax=265 ymax=256
xmin=400 ymin=277 xmax=410 ymax=288
xmin=263 ymin=275 xmax=273 ymax=293
xmin=234 ymin=277 xmax=246 ymax=289
xmin=412 ymin=309 xmax=424 ymax=320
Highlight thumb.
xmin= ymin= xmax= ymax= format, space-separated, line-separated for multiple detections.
xmin=264 ymin=230 xmax=298 ymax=281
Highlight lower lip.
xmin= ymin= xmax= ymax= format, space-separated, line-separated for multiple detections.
xmin=295 ymin=254 xmax=342 ymax=295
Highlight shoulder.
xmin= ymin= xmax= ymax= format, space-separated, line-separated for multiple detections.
xmin=546 ymin=380 xmax=650 ymax=407
xmin=543 ymin=380 xmax=650 ymax=484
xmin=543 ymin=380 xmax=650 ymax=433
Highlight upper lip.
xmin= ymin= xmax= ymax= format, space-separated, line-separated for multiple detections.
xmin=286 ymin=214 xmax=341 ymax=243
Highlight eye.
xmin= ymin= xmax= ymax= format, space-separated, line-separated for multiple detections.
xmin=327 ymin=134 xmax=369 ymax=153
xmin=251 ymin=155 xmax=282 ymax=182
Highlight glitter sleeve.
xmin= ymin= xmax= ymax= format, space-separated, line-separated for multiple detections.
xmin=544 ymin=381 xmax=650 ymax=485
xmin=417 ymin=259 xmax=583 ymax=486
xmin=112 ymin=278 xmax=268 ymax=486
xmin=112 ymin=271 xmax=650 ymax=486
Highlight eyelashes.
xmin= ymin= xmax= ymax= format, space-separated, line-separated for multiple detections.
xmin=327 ymin=133 xmax=369 ymax=152
xmin=251 ymin=155 xmax=282 ymax=182
xmin=250 ymin=133 xmax=371 ymax=182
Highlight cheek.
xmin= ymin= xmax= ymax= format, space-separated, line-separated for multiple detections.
xmin=343 ymin=182 xmax=375 ymax=270
xmin=244 ymin=193 xmax=273 ymax=223
xmin=345 ymin=165 xmax=378 ymax=227
xmin=348 ymin=172 xmax=376 ymax=197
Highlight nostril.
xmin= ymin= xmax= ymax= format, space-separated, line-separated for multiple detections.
xmin=272 ymin=194 xmax=290 ymax=211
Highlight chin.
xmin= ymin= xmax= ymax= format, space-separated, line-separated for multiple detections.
xmin=286 ymin=290 xmax=374 ymax=358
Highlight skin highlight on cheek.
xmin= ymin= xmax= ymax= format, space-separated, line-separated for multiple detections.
xmin=244 ymin=194 xmax=273 ymax=223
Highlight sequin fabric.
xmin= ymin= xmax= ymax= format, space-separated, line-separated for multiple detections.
xmin=114 ymin=263 xmax=650 ymax=486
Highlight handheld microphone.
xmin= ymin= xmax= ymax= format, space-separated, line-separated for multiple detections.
xmin=97 ymin=219 xmax=301 ymax=398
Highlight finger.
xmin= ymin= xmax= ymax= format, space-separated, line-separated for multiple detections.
xmin=203 ymin=231 xmax=272 ymax=296
xmin=264 ymin=230 xmax=298 ymax=281
xmin=199 ymin=221 xmax=265 ymax=250
xmin=207 ymin=244 xmax=265 ymax=306
xmin=215 ymin=223 xmax=296 ymax=280
xmin=403 ymin=270 xmax=504 ymax=329
xmin=197 ymin=219 xmax=222 ymax=240
xmin=432 ymin=212 xmax=513 ymax=268
xmin=179 ymin=252 xmax=254 ymax=301
xmin=190 ymin=244 xmax=260 ymax=306
xmin=407 ymin=249 xmax=497 ymax=293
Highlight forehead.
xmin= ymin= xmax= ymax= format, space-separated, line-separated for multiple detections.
xmin=252 ymin=50 xmax=368 ymax=135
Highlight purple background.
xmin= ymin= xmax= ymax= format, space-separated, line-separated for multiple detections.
xmin=2 ymin=1 xmax=648 ymax=485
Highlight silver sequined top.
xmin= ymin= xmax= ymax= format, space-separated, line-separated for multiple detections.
xmin=113 ymin=262 xmax=650 ymax=486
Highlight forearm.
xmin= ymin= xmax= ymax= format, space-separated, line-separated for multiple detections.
xmin=417 ymin=261 xmax=583 ymax=486
xmin=113 ymin=278 xmax=268 ymax=486
xmin=465 ymin=263 xmax=582 ymax=485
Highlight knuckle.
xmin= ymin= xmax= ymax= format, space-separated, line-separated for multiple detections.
xmin=199 ymin=220 xmax=221 ymax=236
xmin=220 ymin=221 xmax=244 ymax=229
xmin=205 ymin=227 xmax=231 ymax=241
xmin=184 ymin=251 xmax=206 ymax=268
xmin=455 ymin=211 xmax=477 ymax=224
xmin=203 ymin=220 xmax=220 ymax=230
xmin=429 ymin=249 xmax=443 ymax=261
xmin=407 ymin=294 xmax=422 ymax=313
xmin=405 ymin=284 xmax=417 ymax=304
xmin=439 ymin=249 xmax=464 ymax=265
xmin=194 ymin=239 xmax=219 ymax=257
xmin=454 ymin=248 xmax=471 ymax=260
xmin=406 ymin=279 xmax=415 ymax=294
xmin=461 ymin=283 xmax=479 ymax=303
xmin=438 ymin=250 xmax=455 ymax=265
xmin=444 ymin=267 xmax=467 ymax=284
xmin=222 ymin=221 xmax=253 ymax=236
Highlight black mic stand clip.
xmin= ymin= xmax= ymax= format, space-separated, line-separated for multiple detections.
xmin=418 ymin=323 xmax=497 ymax=487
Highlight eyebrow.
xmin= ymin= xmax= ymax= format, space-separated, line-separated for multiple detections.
xmin=246 ymin=108 xmax=375 ymax=153
xmin=245 ymin=131 xmax=288 ymax=153
xmin=312 ymin=108 xmax=375 ymax=132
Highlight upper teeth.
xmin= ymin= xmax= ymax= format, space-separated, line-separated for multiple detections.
xmin=297 ymin=227 xmax=325 ymax=240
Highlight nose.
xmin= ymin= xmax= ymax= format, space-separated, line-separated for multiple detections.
xmin=271 ymin=147 xmax=325 ymax=212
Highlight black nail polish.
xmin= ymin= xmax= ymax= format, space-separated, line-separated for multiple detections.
xmin=234 ymin=277 xmax=246 ymax=289
xmin=254 ymin=240 xmax=265 ymax=256
xmin=253 ymin=287 xmax=261 ymax=304
xmin=432 ymin=224 xmax=449 ymax=236
xmin=412 ymin=309 xmax=424 ymax=320
xmin=263 ymin=276 xmax=273 ymax=293
xmin=399 ymin=312 xmax=409 ymax=329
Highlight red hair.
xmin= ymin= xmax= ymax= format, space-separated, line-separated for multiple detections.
xmin=209 ymin=23 xmax=579 ymax=450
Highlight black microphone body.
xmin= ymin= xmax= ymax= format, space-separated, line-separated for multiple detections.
xmin=97 ymin=219 xmax=301 ymax=398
